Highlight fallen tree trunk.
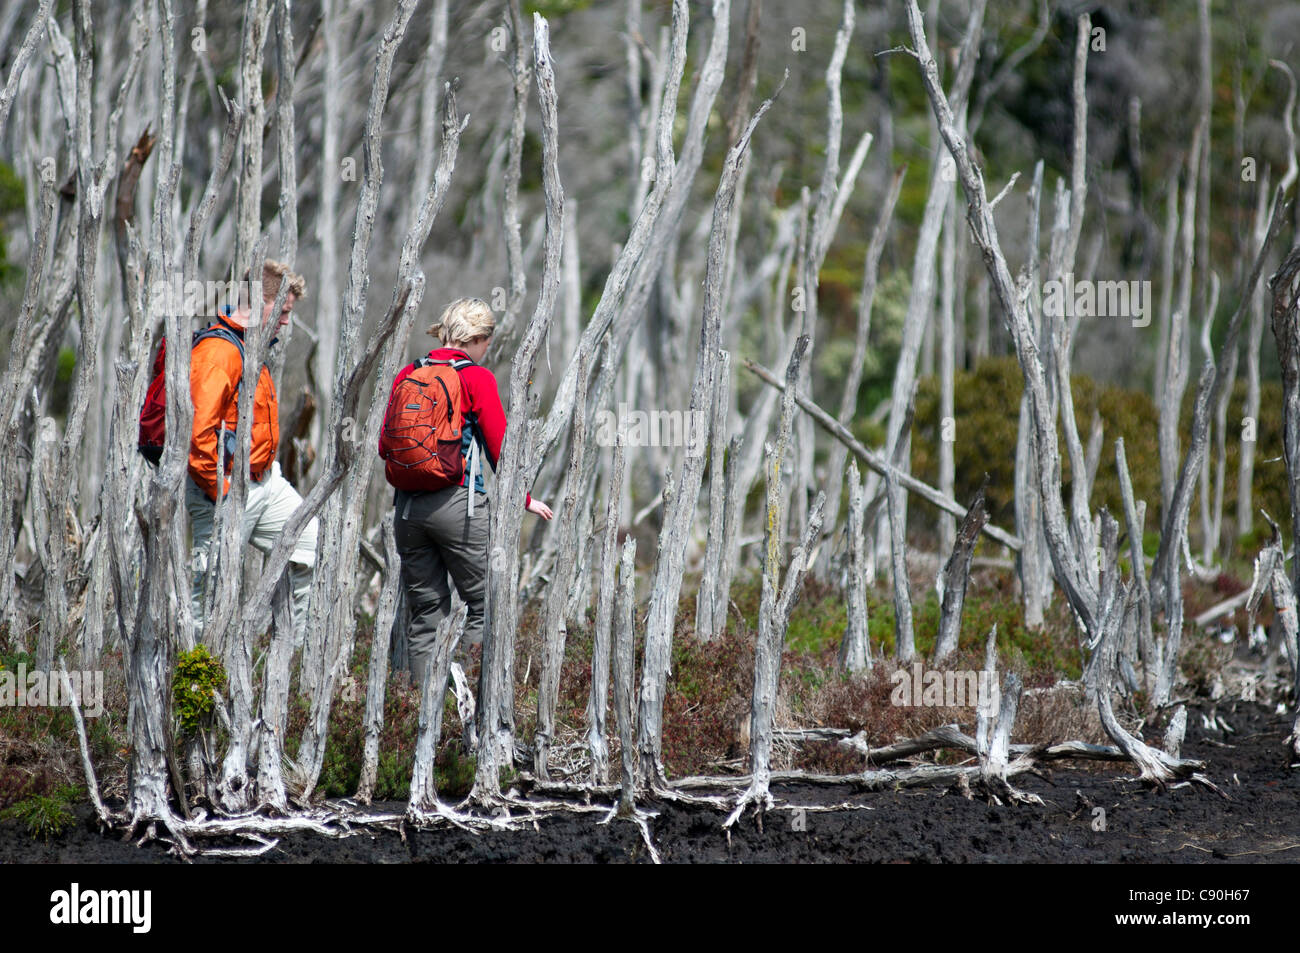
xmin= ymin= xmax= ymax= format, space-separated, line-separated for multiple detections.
xmin=743 ymin=359 xmax=1021 ymax=552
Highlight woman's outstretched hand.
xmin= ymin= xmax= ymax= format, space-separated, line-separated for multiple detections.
xmin=526 ymin=497 xmax=554 ymax=520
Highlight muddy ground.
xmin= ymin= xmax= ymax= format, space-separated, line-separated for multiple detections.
xmin=3 ymin=699 xmax=1298 ymax=863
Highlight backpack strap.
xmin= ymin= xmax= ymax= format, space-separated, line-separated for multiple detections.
xmin=192 ymin=326 xmax=247 ymax=371
xmin=192 ymin=326 xmax=249 ymax=468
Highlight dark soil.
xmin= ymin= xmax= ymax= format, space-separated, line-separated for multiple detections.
xmin=4 ymin=699 xmax=1298 ymax=863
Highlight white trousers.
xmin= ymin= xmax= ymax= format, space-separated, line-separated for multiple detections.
xmin=187 ymin=461 xmax=319 ymax=647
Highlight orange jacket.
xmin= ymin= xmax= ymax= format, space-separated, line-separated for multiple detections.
xmin=188 ymin=318 xmax=279 ymax=500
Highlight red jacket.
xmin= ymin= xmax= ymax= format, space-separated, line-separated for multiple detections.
xmin=386 ymin=348 xmax=530 ymax=505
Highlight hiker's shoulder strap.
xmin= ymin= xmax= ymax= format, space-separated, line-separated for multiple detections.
xmin=425 ymin=356 xmax=474 ymax=371
xmin=192 ymin=325 xmax=246 ymax=362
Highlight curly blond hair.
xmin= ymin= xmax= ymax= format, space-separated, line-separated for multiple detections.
xmin=239 ymin=259 xmax=308 ymax=304
xmin=429 ymin=297 xmax=495 ymax=346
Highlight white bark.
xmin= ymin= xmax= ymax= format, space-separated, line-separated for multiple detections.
xmin=356 ymin=515 xmax=401 ymax=805
xmin=472 ymin=15 xmax=564 ymax=804
xmin=636 ymin=79 xmax=779 ymax=789
xmin=585 ymin=442 xmax=625 ymax=784
xmin=725 ymin=335 xmax=824 ymax=827
xmin=694 ymin=350 xmax=731 ymax=642
xmin=839 ymin=459 xmax=870 ymax=673
xmin=408 ymin=605 xmax=468 ymax=818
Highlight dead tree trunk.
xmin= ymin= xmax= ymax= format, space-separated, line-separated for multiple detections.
xmin=932 ymin=480 xmax=989 ymax=662
xmin=1272 ymin=245 xmax=1300 ymax=598
xmin=815 ymin=164 xmax=904 ymax=580
xmin=408 ymin=605 xmax=468 ymax=820
xmin=613 ymin=536 xmax=637 ymax=815
xmin=871 ymin=0 xmax=984 ymax=572
xmin=356 ymin=515 xmax=401 ymax=805
xmin=535 ymin=351 xmax=587 ymax=778
xmin=1246 ymin=520 xmax=1300 ymax=760
xmin=694 ymin=350 xmax=731 ymax=642
xmin=725 ymin=336 xmax=824 ymax=827
xmin=472 ymin=15 xmax=565 ymax=805
xmin=635 ymin=81 xmax=779 ymax=790
xmin=585 ymin=442 xmax=625 ymax=784
xmin=839 ymin=460 xmax=871 ymax=673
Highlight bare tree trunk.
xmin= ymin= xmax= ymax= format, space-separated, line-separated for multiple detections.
xmin=932 ymin=480 xmax=988 ymax=662
xmin=311 ymin=0 xmax=343 ymax=454
xmin=0 ymin=176 xmax=55 ymax=630
xmin=487 ymin=0 xmax=530 ymax=356
xmin=1239 ymin=83 xmax=1292 ymax=538
xmin=1158 ymin=122 xmax=1202 ymax=525
xmin=937 ymin=188 xmax=958 ymax=558
xmin=356 ymin=514 xmax=400 ymax=804
xmin=725 ymin=335 xmax=824 ymax=826
xmin=1271 ymin=245 xmax=1300 ymax=599
xmin=472 ymin=15 xmax=565 ymax=804
xmin=793 ymin=0 xmax=853 ymax=541
xmin=1115 ymin=438 xmax=1156 ymax=678
xmin=694 ymin=350 xmax=730 ymax=642
xmin=613 ymin=536 xmax=637 ymax=814
xmin=635 ymin=82 xmax=777 ymax=789
xmin=713 ymin=433 xmax=745 ymax=638
xmin=585 ymin=442 xmax=625 ymax=784
xmin=535 ymin=351 xmax=587 ymax=778
xmin=872 ymin=0 xmax=984 ymax=570
xmin=886 ymin=457 xmax=914 ymax=663
xmin=1246 ymin=520 xmax=1300 ymax=760
xmin=408 ymin=605 xmax=468 ymax=818
xmin=839 ymin=459 xmax=870 ymax=673
xmin=814 ymin=164 xmax=903 ymax=579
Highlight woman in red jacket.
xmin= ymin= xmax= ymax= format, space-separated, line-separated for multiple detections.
xmin=389 ymin=297 xmax=552 ymax=685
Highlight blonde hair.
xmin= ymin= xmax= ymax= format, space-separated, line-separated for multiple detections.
xmin=260 ymin=259 xmax=307 ymax=301
xmin=240 ymin=259 xmax=308 ymax=304
xmin=430 ymin=297 xmax=495 ymax=346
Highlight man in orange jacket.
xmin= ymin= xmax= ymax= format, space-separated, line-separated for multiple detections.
xmin=186 ymin=260 xmax=318 ymax=648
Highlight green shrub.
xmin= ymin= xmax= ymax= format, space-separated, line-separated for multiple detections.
xmin=910 ymin=357 xmax=1289 ymax=556
xmin=173 ymin=645 xmax=227 ymax=735
xmin=2 ymin=785 xmax=79 ymax=841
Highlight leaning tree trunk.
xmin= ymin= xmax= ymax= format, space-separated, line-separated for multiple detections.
xmin=932 ymin=480 xmax=988 ymax=662
xmin=636 ymin=82 xmax=777 ymax=790
xmin=472 ymin=15 xmax=565 ymax=805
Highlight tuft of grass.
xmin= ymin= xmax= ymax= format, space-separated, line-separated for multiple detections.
xmin=2 ymin=785 xmax=79 ymax=841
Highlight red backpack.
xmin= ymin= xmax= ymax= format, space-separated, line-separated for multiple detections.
xmin=138 ymin=326 xmax=245 ymax=465
xmin=379 ymin=356 xmax=473 ymax=491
